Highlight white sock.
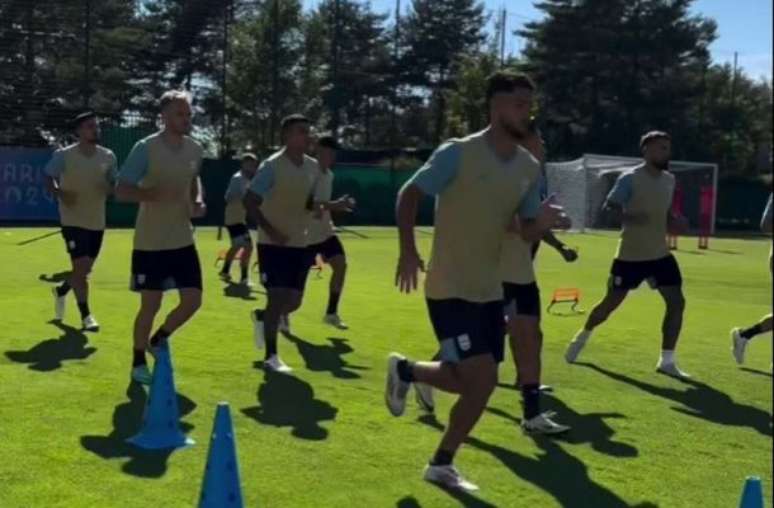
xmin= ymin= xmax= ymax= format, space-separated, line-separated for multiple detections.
xmin=574 ymin=329 xmax=592 ymax=343
xmin=661 ymin=350 xmax=675 ymax=364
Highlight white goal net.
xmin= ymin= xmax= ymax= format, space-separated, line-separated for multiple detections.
xmin=545 ymin=154 xmax=718 ymax=234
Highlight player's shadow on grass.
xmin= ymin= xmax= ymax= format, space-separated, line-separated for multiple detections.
xmin=417 ymin=415 xmax=657 ymax=508
xmin=740 ymin=367 xmax=772 ymax=378
xmin=80 ymin=382 xmax=197 ymax=478
xmin=241 ymin=370 xmax=338 ymax=441
xmin=397 ymin=492 xmax=496 ymax=508
xmin=284 ymin=333 xmax=368 ymax=379
xmin=486 ymin=396 xmax=638 ymax=458
xmin=222 ymin=281 xmax=261 ymax=301
xmin=38 ymin=271 xmax=71 ymax=284
xmin=579 ymin=362 xmax=773 ymax=437
xmin=4 ymin=321 xmax=96 ymax=371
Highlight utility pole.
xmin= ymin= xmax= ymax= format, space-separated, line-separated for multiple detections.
xmin=270 ymin=0 xmax=280 ymax=146
xmin=220 ymin=0 xmax=232 ymax=158
xmin=83 ymin=0 xmax=92 ymax=108
xmin=729 ymin=51 xmax=739 ymax=171
xmin=500 ymin=8 xmax=507 ymax=67
xmin=389 ymin=0 xmax=401 ymax=198
xmin=331 ymin=0 xmax=342 ymax=137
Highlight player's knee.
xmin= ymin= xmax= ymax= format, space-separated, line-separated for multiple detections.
xmin=140 ymin=299 xmax=162 ymax=317
xmin=668 ymin=293 xmax=686 ymax=314
xmin=184 ymin=292 xmax=203 ymax=313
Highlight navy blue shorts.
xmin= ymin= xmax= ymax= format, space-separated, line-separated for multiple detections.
xmin=426 ymin=299 xmax=506 ymax=364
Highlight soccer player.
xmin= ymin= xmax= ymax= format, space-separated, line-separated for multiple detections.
xmin=45 ymin=112 xmax=117 ymax=332
xmin=307 ymin=135 xmax=356 ymax=330
xmin=116 ymin=91 xmax=206 ymax=385
xmin=244 ymin=115 xmax=320 ymax=374
xmin=500 ymin=126 xmax=572 ymax=435
xmin=386 ymin=72 xmax=567 ymax=492
xmin=731 ymin=192 xmax=773 ymax=363
xmin=565 ymin=131 xmax=690 ymax=378
xmin=220 ymin=153 xmax=259 ymax=285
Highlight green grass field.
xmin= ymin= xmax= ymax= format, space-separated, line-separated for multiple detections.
xmin=0 ymin=227 xmax=771 ymax=507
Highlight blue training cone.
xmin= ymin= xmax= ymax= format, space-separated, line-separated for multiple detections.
xmin=127 ymin=345 xmax=195 ymax=449
xmin=739 ymin=476 xmax=765 ymax=508
xmin=198 ymin=402 xmax=244 ymax=508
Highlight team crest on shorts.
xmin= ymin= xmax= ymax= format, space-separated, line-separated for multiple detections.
xmin=457 ymin=334 xmax=472 ymax=352
xmin=137 ymin=274 xmax=146 ymax=285
xmin=68 ymin=240 xmax=76 ymax=251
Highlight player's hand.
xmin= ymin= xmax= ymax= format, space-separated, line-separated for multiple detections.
xmin=395 ymin=250 xmax=425 ymax=294
xmin=57 ymin=190 xmax=77 ymax=206
xmin=331 ymin=195 xmax=356 ymax=213
xmin=191 ymin=201 xmax=207 ymax=219
xmin=268 ymin=228 xmax=289 ymax=246
xmin=536 ymin=195 xmax=570 ymax=231
xmin=560 ymin=246 xmax=579 ymax=263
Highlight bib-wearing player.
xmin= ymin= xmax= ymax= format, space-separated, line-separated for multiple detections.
xmin=221 ymin=153 xmax=259 ymax=285
xmin=116 ymin=91 xmax=206 ymax=385
xmin=565 ymin=131 xmax=691 ymax=379
xmin=386 ymin=72 xmax=567 ymax=492
xmin=46 ymin=112 xmax=117 ymax=332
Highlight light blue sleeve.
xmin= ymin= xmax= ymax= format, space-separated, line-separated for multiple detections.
xmin=118 ymin=140 xmax=149 ymax=185
xmin=406 ymin=142 xmax=462 ymax=196
xmin=606 ymin=172 xmax=634 ymax=206
xmin=518 ymin=180 xmax=542 ymax=219
xmin=224 ymin=176 xmax=242 ymax=201
xmin=43 ymin=149 xmax=66 ymax=178
xmin=248 ymin=160 xmax=275 ymax=197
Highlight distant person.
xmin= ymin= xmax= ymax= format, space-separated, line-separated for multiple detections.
xmin=45 ymin=112 xmax=117 ymax=332
xmin=731 ymin=192 xmax=773 ymax=363
xmin=565 ymin=131 xmax=691 ymax=379
xmin=306 ymin=135 xmax=356 ymax=330
xmin=116 ymin=90 xmax=206 ymax=385
xmin=220 ymin=153 xmax=259 ymax=286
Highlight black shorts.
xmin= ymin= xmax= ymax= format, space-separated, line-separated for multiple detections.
xmin=610 ymin=255 xmax=682 ymax=291
xmin=308 ymin=235 xmax=345 ymax=264
xmin=226 ymin=223 xmax=251 ymax=247
xmin=258 ymin=244 xmax=313 ymax=291
xmin=61 ymin=226 xmax=104 ymax=260
xmin=426 ymin=299 xmax=506 ymax=364
xmin=503 ymin=282 xmax=541 ymax=318
xmin=131 ymin=245 xmax=203 ymax=292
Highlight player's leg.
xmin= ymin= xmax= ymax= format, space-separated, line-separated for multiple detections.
xmin=148 ymin=246 xmax=204 ymax=352
xmin=239 ymin=241 xmax=253 ymax=285
xmin=324 ymin=249 xmax=348 ymax=329
xmin=220 ymin=225 xmax=240 ymax=279
xmin=132 ymin=290 xmax=162 ymax=384
xmin=566 ymin=260 xmax=637 ymax=363
xmin=732 ymin=314 xmax=773 ymax=365
xmin=651 ymin=255 xmax=689 ymax=378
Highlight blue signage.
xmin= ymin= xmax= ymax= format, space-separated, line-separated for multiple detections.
xmin=0 ymin=147 xmax=57 ymax=221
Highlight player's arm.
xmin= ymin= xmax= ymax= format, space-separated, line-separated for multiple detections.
xmin=542 ymin=229 xmax=578 ymax=262
xmin=103 ymin=153 xmax=118 ymax=197
xmin=243 ymin=161 xmax=288 ymax=245
xmin=395 ymin=142 xmax=460 ymax=293
xmin=317 ymin=195 xmax=356 ymax=213
xmin=761 ymin=194 xmax=773 ymax=234
xmin=190 ymin=174 xmax=206 ymax=218
xmin=517 ymin=176 xmax=571 ymax=242
xmin=603 ymin=172 xmax=645 ymax=225
xmin=115 ymin=140 xmax=164 ymax=202
xmin=43 ymin=150 xmax=76 ymax=205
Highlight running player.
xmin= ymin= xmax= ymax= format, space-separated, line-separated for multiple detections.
xmin=500 ymin=125 xmax=572 ymax=435
xmin=307 ymin=135 xmax=356 ymax=330
xmin=220 ymin=153 xmax=259 ymax=285
xmin=45 ymin=112 xmax=117 ymax=332
xmin=565 ymin=131 xmax=691 ymax=378
xmin=731 ymin=192 xmax=773 ymax=363
xmin=245 ymin=115 xmax=319 ymax=374
xmin=116 ymin=90 xmax=206 ymax=385
xmin=386 ymin=72 xmax=568 ymax=492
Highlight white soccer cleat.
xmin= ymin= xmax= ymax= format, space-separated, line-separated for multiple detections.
xmin=423 ymin=464 xmax=479 ymax=492
xmin=656 ymin=361 xmax=691 ymax=379
xmin=279 ymin=315 xmax=291 ymax=335
xmin=251 ymin=309 xmax=265 ymax=349
xmin=564 ymin=339 xmax=588 ymax=364
xmin=264 ymin=355 xmax=292 ymax=374
xmin=415 ymin=383 xmax=435 ymax=414
xmin=52 ymin=287 xmax=66 ymax=321
xmin=323 ymin=314 xmax=349 ymax=330
xmin=385 ymin=353 xmax=410 ymax=417
xmin=131 ymin=365 xmax=152 ymax=385
xmin=522 ymin=412 xmax=571 ymax=435
xmin=731 ymin=328 xmax=747 ymax=365
xmin=82 ymin=315 xmax=100 ymax=332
